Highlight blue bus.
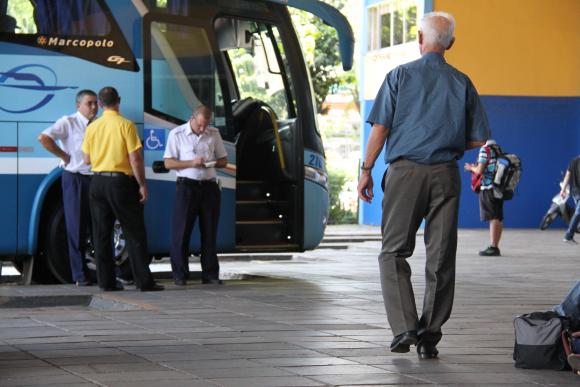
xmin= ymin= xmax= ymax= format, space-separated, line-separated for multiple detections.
xmin=0 ymin=0 xmax=354 ymax=283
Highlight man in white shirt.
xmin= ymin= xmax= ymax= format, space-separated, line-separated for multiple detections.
xmin=38 ymin=90 xmax=98 ymax=286
xmin=164 ymin=105 xmax=228 ymax=286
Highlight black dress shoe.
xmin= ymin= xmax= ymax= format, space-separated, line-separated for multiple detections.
xmin=75 ymin=280 xmax=92 ymax=287
xmin=202 ymin=279 xmax=224 ymax=285
xmin=174 ymin=279 xmax=186 ymax=286
xmin=390 ymin=330 xmax=417 ymax=353
xmin=116 ymin=277 xmax=134 ymax=286
xmin=417 ymin=341 xmax=439 ymax=359
xmin=140 ymin=283 xmax=164 ymax=292
xmin=101 ymin=284 xmax=124 ymax=291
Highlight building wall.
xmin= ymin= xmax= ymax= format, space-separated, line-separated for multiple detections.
xmin=359 ymin=0 xmax=580 ymax=228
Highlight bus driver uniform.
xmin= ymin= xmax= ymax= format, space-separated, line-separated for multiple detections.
xmin=42 ymin=112 xmax=92 ymax=284
xmin=164 ymin=123 xmax=227 ymax=284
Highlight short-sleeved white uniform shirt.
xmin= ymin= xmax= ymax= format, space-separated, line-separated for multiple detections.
xmin=163 ymin=123 xmax=227 ymax=181
xmin=42 ymin=111 xmax=92 ymax=174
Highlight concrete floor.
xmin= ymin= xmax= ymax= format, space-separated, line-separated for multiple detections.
xmin=0 ymin=226 xmax=579 ymax=386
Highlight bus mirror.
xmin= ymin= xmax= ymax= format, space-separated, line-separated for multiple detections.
xmin=216 ymin=17 xmax=254 ymax=50
xmin=152 ymin=160 xmax=169 ymax=173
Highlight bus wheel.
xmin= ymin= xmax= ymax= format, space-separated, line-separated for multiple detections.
xmin=42 ymin=203 xmax=73 ymax=284
xmin=85 ymin=220 xmax=132 ymax=282
xmin=13 ymin=254 xmax=59 ymax=284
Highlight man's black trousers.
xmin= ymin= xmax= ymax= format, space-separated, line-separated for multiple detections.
xmin=170 ymin=178 xmax=221 ymax=282
xmin=89 ymin=175 xmax=154 ymax=289
xmin=61 ymin=171 xmax=91 ymax=283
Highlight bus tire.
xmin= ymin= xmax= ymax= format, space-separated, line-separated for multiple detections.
xmin=42 ymin=202 xmax=73 ymax=284
xmin=13 ymin=255 xmax=59 ymax=284
xmin=84 ymin=220 xmax=132 ymax=283
xmin=40 ymin=202 xmax=134 ymax=284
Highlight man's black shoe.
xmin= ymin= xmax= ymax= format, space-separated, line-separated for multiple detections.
xmin=75 ymin=280 xmax=92 ymax=287
xmin=479 ymin=246 xmax=500 ymax=256
xmin=174 ymin=279 xmax=186 ymax=286
xmin=390 ymin=331 xmax=417 ymax=353
xmin=417 ymin=341 xmax=439 ymax=359
xmin=140 ymin=283 xmax=164 ymax=292
xmin=116 ymin=277 xmax=134 ymax=286
xmin=101 ymin=284 xmax=124 ymax=291
xmin=202 ymin=279 xmax=224 ymax=285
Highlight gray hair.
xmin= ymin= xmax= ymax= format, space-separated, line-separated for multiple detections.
xmin=75 ymin=89 xmax=96 ymax=104
xmin=419 ymin=12 xmax=455 ymax=49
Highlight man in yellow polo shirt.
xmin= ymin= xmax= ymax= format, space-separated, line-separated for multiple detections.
xmin=82 ymin=86 xmax=163 ymax=292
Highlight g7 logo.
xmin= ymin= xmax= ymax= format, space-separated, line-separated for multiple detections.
xmin=107 ymin=55 xmax=130 ymax=65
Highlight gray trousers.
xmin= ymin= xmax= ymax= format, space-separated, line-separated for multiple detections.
xmin=379 ymin=159 xmax=460 ymax=344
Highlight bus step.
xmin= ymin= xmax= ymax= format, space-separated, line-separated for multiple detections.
xmin=236 ymin=200 xmax=288 ymax=221
xmin=236 ymin=221 xmax=291 ymax=244
xmin=236 ymin=243 xmax=301 ymax=252
xmin=236 ymin=181 xmax=282 ymax=201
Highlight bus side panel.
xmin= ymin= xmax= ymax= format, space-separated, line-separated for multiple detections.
xmin=303 ymin=180 xmax=328 ymax=250
xmin=0 ymin=122 xmax=18 ymax=255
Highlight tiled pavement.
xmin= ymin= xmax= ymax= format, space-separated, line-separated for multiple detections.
xmin=0 ymin=226 xmax=578 ymax=386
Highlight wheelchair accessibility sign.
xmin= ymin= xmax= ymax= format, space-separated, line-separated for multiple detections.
xmin=144 ymin=129 xmax=165 ymax=151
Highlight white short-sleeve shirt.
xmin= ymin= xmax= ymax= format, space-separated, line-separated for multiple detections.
xmin=42 ymin=111 xmax=92 ymax=174
xmin=163 ymin=123 xmax=227 ymax=181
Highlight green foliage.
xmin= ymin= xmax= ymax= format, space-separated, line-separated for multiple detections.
xmin=290 ymin=0 xmax=357 ymax=114
xmin=328 ymin=169 xmax=356 ymax=224
xmin=7 ymin=0 xmax=36 ymax=33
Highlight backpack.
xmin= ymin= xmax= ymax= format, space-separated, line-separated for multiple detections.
xmin=489 ymin=145 xmax=522 ymax=200
xmin=513 ymin=311 xmax=569 ymax=370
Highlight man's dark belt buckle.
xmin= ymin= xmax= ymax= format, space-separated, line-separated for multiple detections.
xmin=94 ymin=171 xmax=126 ymax=177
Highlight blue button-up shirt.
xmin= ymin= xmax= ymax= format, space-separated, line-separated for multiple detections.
xmin=367 ymin=52 xmax=490 ymax=165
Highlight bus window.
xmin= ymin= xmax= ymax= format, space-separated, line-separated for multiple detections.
xmin=222 ymin=21 xmax=296 ymax=121
xmin=3 ymin=0 xmax=110 ymax=35
xmin=0 ymin=0 xmax=136 ymax=71
xmin=149 ymin=21 xmax=225 ymax=132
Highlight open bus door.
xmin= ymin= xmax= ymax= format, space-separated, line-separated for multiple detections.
xmin=143 ymin=12 xmax=237 ymax=256
xmin=214 ymin=16 xmax=302 ymax=252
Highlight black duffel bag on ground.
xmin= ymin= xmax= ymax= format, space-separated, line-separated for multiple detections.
xmin=513 ymin=311 xmax=569 ymax=370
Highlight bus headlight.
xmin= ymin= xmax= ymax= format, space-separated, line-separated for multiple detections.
xmin=305 ymin=166 xmax=328 ymax=190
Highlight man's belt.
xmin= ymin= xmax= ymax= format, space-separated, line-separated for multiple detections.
xmin=94 ymin=171 xmax=128 ymax=177
xmin=176 ymin=177 xmax=216 ymax=185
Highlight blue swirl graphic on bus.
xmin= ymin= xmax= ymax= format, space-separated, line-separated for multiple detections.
xmin=0 ymin=64 xmax=77 ymax=113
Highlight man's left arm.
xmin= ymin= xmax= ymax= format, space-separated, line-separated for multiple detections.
xmin=213 ymin=130 xmax=228 ymax=169
xmin=465 ymin=80 xmax=491 ymax=150
xmin=129 ymin=148 xmax=148 ymax=203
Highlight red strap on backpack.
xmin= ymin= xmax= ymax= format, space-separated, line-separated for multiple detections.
xmin=470 ymin=146 xmax=490 ymax=193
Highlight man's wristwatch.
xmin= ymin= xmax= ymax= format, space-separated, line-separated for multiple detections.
xmin=360 ymin=163 xmax=373 ymax=171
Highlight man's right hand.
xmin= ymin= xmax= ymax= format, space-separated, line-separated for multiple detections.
xmin=138 ymin=185 xmax=148 ymax=204
xmin=62 ymin=154 xmax=71 ymax=166
xmin=358 ymin=173 xmax=374 ymax=203
xmin=191 ymin=158 xmax=205 ymax=167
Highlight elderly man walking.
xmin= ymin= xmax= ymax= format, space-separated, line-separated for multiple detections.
xmin=357 ymin=12 xmax=490 ymax=359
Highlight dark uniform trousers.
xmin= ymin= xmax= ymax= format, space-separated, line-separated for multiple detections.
xmin=379 ymin=159 xmax=460 ymax=344
xmin=89 ymin=174 xmax=154 ymax=289
xmin=61 ymin=170 xmax=91 ymax=282
xmin=170 ymin=178 xmax=220 ymax=282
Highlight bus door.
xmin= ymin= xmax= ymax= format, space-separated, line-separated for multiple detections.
xmin=143 ymin=13 xmax=236 ymax=254
xmin=0 ymin=123 xmax=17 ymax=255
xmin=214 ymin=17 xmax=301 ymax=251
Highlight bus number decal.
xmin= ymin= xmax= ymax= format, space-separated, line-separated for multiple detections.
xmin=308 ymin=154 xmax=323 ymax=169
